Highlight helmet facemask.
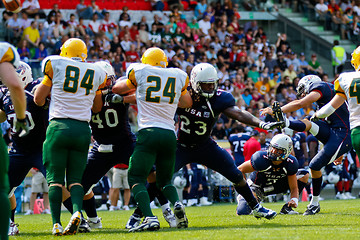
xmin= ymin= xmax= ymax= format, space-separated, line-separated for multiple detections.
xmin=195 ymin=80 xmax=218 ymax=98
xmin=267 ymin=144 xmax=287 ymax=161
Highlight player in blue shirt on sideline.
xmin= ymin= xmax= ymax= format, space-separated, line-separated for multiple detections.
xmin=236 ymin=134 xmax=309 ymax=215
xmin=261 ymin=75 xmax=352 ymax=215
xmin=228 ymin=125 xmax=251 ymax=166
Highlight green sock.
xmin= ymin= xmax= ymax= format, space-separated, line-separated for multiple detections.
xmin=132 ymin=184 xmax=153 ymax=217
xmin=70 ymin=185 xmax=84 ymax=213
xmin=161 ymin=185 xmax=179 ymax=205
xmin=0 ymin=190 xmax=9 ymax=240
xmin=49 ymin=186 xmax=62 ymax=225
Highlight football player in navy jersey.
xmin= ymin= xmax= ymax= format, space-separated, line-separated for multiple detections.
xmin=228 ymin=125 xmax=251 ymax=166
xmin=261 ymin=75 xmax=352 ymax=215
xmin=173 ymin=63 xmax=285 ymax=220
xmin=236 ymin=134 xmax=309 ymax=215
xmin=0 ymin=62 xmax=48 ymax=235
xmin=125 ymin=63 xmax=285 ymax=226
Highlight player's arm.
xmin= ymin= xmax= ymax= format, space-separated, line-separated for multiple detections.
xmin=237 ymin=160 xmax=254 ymax=174
xmin=178 ymin=91 xmax=192 ymax=108
xmin=223 ymin=106 xmax=282 ymax=130
xmin=0 ymin=110 xmax=6 ymax=123
xmin=281 ymin=91 xmax=321 ymax=113
xmin=287 ymin=174 xmax=299 ymax=208
xmin=0 ymin=62 xmax=26 ymax=120
xmin=112 ymin=75 xmax=136 ymax=95
xmin=92 ymin=93 xmax=103 ymax=113
xmin=260 ymin=91 xmax=321 ymax=116
xmin=35 ymin=58 xmax=53 ymax=107
xmin=178 ymin=75 xmax=192 ymax=108
xmin=313 ymin=94 xmax=346 ymax=119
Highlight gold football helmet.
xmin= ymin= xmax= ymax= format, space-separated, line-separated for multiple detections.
xmin=351 ymin=46 xmax=360 ymax=71
xmin=60 ymin=38 xmax=87 ymax=62
xmin=141 ymin=47 xmax=168 ymax=68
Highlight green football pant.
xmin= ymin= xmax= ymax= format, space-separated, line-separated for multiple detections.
xmin=0 ymin=137 xmax=9 ymax=240
xmin=351 ymin=126 xmax=360 ymax=160
xmin=43 ymin=118 xmax=91 ymax=186
xmin=128 ymin=127 xmax=179 ymax=216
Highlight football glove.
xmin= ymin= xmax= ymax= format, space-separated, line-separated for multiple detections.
xmin=259 ymin=121 xmax=284 ymax=130
xmin=105 ymin=93 xmax=124 ymax=104
xmin=310 ymin=113 xmax=319 ymax=122
xmin=15 ymin=117 xmax=30 ymax=137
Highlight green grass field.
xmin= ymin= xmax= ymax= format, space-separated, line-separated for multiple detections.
xmin=13 ymin=199 xmax=360 ymax=240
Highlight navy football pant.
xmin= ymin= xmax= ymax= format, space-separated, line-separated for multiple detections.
xmin=175 ymin=138 xmax=243 ymax=184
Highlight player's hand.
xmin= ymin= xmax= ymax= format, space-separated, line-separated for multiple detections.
xmin=105 ymin=93 xmax=124 ymax=104
xmin=259 ymin=121 xmax=284 ymax=130
xmin=15 ymin=118 xmax=30 ymax=137
xmin=259 ymin=107 xmax=273 ymax=117
xmin=310 ymin=112 xmax=320 ymax=122
xmin=288 ymin=199 xmax=298 ymax=208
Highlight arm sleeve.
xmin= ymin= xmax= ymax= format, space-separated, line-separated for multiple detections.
xmin=181 ymin=76 xmax=189 ymax=96
xmin=126 ymin=68 xmax=137 ymax=89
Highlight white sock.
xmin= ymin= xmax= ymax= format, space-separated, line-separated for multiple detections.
xmin=310 ymin=196 xmax=319 ymax=206
xmin=309 ymin=122 xmax=319 ymax=136
xmin=161 ymin=202 xmax=170 ymax=213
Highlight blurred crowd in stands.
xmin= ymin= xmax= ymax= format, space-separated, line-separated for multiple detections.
xmin=1 ymin=0 xmax=338 ymax=135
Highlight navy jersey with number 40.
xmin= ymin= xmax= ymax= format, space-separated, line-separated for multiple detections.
xmin=0 ymin=80 xmax=48 ymax=153
xmin=177 ymin=89 xmax=235 ymax=146
xmin=309 ymin=82 xmax=349 ymax=128
xmin=90 ymin=97 xmax=135 ymax=144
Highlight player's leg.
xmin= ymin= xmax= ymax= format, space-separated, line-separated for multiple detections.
xmin=155 ymin=128 xmax=187 ymax=228
xmin=198 ymin=140 xmax=276 ymax=220
xmin=64 ymin=120 xmax=91 ymax=235
xmin=0 ymin=138 xmax=9 ymax=240
xmin=187 ymin=163 xmax=200 ymax=207
xmin=128 ymin=128 xmax=158 ymax=232
xmin=43 ymin=120 xmax=68 ymax=235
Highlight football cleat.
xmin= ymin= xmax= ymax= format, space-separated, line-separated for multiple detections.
xmin=42 ymin=209 xmax=51 ymax=214
xmin=272 ymin=101 xmax=285 ymax=123
xmin=24 ymin=209 xmax=33 ymax=215
xmin=344 ymin=192 xmax=356 ymax=199
xmin=200 ymin=197 xmax=212 ymax=206
xmin=78 ymin=218 xmax=91 ymax=233
xmin=186 ymin=198 xmax=198 ymax=207
xmin=174 ymin=201 xmax=188 ymax=228
xmin=253 ymin=204 xmax=277 ymax=220
xmin=128 ymin=216 xmax=160 ymax=232
xmin=52 ymin=223 xmax=63 ymax=236
xmin=88 ymin=217 xmax=102 ymax=229
xmin=280 ymin=203 xmax=299 ymax=215
xmin=163 ymin=208 xmax=177 ymax=228
xmin=63 ymin=211 xmax=81 ymax=235
xmin=8 ymin=220 xmax=19 ymax=236
xmin=303 ymin=204 xmax=320 ymax=215
xmin=126 ymin=214 xmax=141 ymax=229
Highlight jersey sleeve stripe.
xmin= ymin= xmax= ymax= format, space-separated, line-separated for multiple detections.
xmin=41 ymin=75 xmax=52 ymax=87
xmin=181 ymin=76 xmax=189 ymax=96
xmin=0 ymin=47 xmax=15 ymax=65
xmin=43 ymin=59 xmax=54 ymax=80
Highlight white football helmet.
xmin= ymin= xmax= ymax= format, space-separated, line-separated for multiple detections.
xmin=267 ymin=133 xmax=293 ymax=161
xmin=16 ymin=61 xmax=33 ymax=89
xmin=173 ymin=176 xmax=186 ymax=189
xmin=282 ymin=127 xmax=294 ymax=137
xmin=95 ymin=61 xmax=116 ymax=83
xmin=296 ymin=75 xmax=322 ymax=98
xmin=190 ymin=63 xmax=219 ymax=98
